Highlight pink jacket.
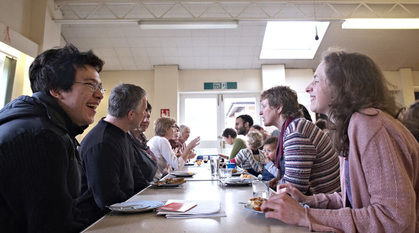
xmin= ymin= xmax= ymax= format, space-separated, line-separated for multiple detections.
xmin=306 ymin=108 xmax=419 ymax=232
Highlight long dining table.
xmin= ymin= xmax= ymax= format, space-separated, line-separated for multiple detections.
xmin=81 ymin=162 xmax=311 ymax=233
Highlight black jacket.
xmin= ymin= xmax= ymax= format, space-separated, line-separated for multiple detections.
xmin=0 ymin=92 xmax=87 ymax=233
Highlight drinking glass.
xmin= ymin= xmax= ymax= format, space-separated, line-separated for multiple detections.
xmin=252 ymin=180 xmax=269 ymax=199
xmin=219 ymin=168 xmax=232 ymax=182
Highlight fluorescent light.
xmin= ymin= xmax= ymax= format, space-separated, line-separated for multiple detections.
xmin=54 ymin=19 xmax=139 ymax=25
xmin=138 ymin=20 xmax=238 ymax=30
xmin=260 ymin=21 xmax=330 ymax=59
xmin=342 ymin=18 xmax=419 ymax=29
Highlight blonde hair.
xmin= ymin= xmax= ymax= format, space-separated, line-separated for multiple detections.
xmin=154 ymin=117 xmax=176 ymax=137
xmin=246 ymin=131 xmax=263 ymax=149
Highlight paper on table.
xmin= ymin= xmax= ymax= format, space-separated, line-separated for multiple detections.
xmin=157 ymin=200 xmax=225 ymax=218
xmin=166 ymin=209 xmax=227 ymax=219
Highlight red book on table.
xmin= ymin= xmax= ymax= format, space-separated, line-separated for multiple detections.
xmin=157 ymin=202 xmax=197 ymax=212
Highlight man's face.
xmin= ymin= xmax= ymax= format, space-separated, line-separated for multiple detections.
xmin=55 ymin=65 xmax=103 ymax=126
xmin=130 ymin=97 xmax=147 ymax=131
xmin=235 ymin=117 xmax=247 ymax=135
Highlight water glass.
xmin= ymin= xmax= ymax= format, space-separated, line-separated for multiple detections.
xmin=252 ymin=180 xmax=269 ymax=199
xmin=219 ymin=168 xmax=232 ymax=181
xmin=210 ymin=156 xmax=220 ymax=177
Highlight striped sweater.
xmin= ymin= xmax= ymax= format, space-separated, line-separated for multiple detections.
xmin=277 ymin=118 xmax=340 ymax=195
xmin=235 ymin=148 xmax=265 ymax=172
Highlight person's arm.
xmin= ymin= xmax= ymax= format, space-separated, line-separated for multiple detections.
xmin=2 ymin=131 xmax=86 ymax=232
xmin=264 ymin=115 xmax=418 ymax=232
xmin=265 ymin=161 xmax=278 ymax=178
xmin=233 ymin=148 xmax=247 ymax=165
xmin=83 ymin=142 xmax=130 ymax=208
xmin=280 ymin=133 xmax=316 ymax=194
xmin=229 ymin=138 xmax=246 ymax=160
xmin=180 ymin=136 xmax=200 ymax=160
xmin=158 ymin=138 xmax=185 ymax=170
xmin=218 ymin=153 xmax=229 ymax=159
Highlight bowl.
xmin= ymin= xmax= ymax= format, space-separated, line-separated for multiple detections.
xmin=227 ymin=163 xmax=236 ymax=169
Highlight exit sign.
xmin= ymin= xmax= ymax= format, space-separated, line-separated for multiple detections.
xmin=204 ymin=82 xmax=237 ymax=90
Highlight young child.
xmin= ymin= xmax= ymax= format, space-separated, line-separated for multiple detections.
xmin=231 ymin=131 xmax=265 ymax=176
xmin=261 ymin=136 xmax=278 ymax=181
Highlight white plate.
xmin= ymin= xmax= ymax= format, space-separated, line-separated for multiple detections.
xmin=170 ymin=172 xmax=196 ymax=177
xmin=222 ymin=178 xmax=253 ymax=186
xmin=150 ymin=182 xmax=183 ymax=187
xmin=109 ymin=201 xmax=164 ymax=213
xmin=243 ymin=204 xmax=263 ymax=214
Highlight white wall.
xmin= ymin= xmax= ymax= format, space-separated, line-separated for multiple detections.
xmin=179 ymin=69 xmax=262 ymax=92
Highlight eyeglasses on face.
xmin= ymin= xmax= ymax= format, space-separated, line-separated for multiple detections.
xmin=74 ymin=82 xmax=105 ymax=94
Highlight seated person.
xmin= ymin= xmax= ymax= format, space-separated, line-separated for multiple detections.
xmin=77 ymin=84 xmax=149 ymax=224
xmin=178 ymin=124 xmax=200 ymax=156
xmin=262 ymin=50 xmax=419 ymax=233
xmin=231 ymin=131 xmax=265 ymax=176
xmin=260 ymin=86 xmax=340 ymax=195
xmin=218 ymin=128 xmax=247 ymax=160
xmin=403 ymin=100 xmax=419 ymax=142
xmin=129 ymin=101 xmax=158 ymax=182
xmin=148 ymin=117 xmax=200 ymax=181
xmin=0 ymin=44 xmax=104 ymax=232
xmin=249 ymin=124 xmax=269 ymax=146
xmin=169 ymin=124 xmax=182 ymax=157
xmin=261 ymin=136 xmax=279 ymax=181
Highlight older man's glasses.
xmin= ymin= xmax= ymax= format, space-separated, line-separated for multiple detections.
xmin=74 ymin=82 xmax=105 ymax=94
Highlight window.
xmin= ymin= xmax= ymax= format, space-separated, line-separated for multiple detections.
xmin=0 ymin=52 xmax=17 ymax=108
xmin=260 ymin=21 xmax=330 ymax=59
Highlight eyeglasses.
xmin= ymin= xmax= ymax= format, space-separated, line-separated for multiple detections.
xmin=74 ymin=82 xmax=105 ymax=94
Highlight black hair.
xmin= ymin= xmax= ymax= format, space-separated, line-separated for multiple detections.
xmin=222 ymin=128 xmax=237 ymax=138
xmin=237 ymin=114 xmax=254 ymax=127
xmin=29 ymin=44 xmax=104 ymax=95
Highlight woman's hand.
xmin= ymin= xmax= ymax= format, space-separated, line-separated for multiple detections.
xmin=261 ymin=192 xmax=309 ymax=227
xmin=188 ymin=150 xmax=196 ymax=159
xmin=218 ymin=154 xmax=228 ymax=159
xmin=186 ymin=136 xmax=200 ymax=151
xmin=276 ymin=183 xmax=314 ymax=206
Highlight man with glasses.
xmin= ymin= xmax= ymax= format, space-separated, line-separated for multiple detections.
xmin=76 ymin=83 xmax=149 ymax=225
xmin=0 ymin=44 xmax=104 ymax=233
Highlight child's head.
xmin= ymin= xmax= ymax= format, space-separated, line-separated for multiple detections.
xmin=263 ymin=136 xmax=278 ymax=161
xmin=246 ymin=131 xmax=263 ymax=150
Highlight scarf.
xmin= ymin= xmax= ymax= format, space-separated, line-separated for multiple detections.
xmin=275 ymin=117 xmax=295 ymax=178
xmin=131 ymin=132 xmax=158 ymax=162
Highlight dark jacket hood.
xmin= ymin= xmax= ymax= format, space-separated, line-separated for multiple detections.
xmin=0 ymin=92 xmax=86 ymax=138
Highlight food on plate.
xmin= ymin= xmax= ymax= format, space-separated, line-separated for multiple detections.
xmin=248 ymin=197 xmax=267 ymax=211
xmin=231 ymin=168 xmax=238 ymax=173
xmin=240 ymin=174 xmax=253 ymax=179
xmin=196 ymin=160 xmax=202 ymax=166
xmin=154 ymin=178 xmax=186 ymax=186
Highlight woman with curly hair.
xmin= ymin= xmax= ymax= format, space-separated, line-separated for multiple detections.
xmin=262 ymin=50 xmax=419 ymax=232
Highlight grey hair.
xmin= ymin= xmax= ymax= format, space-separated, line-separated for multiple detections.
xmin=107 ymin=83 xmax=146 ymax=118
